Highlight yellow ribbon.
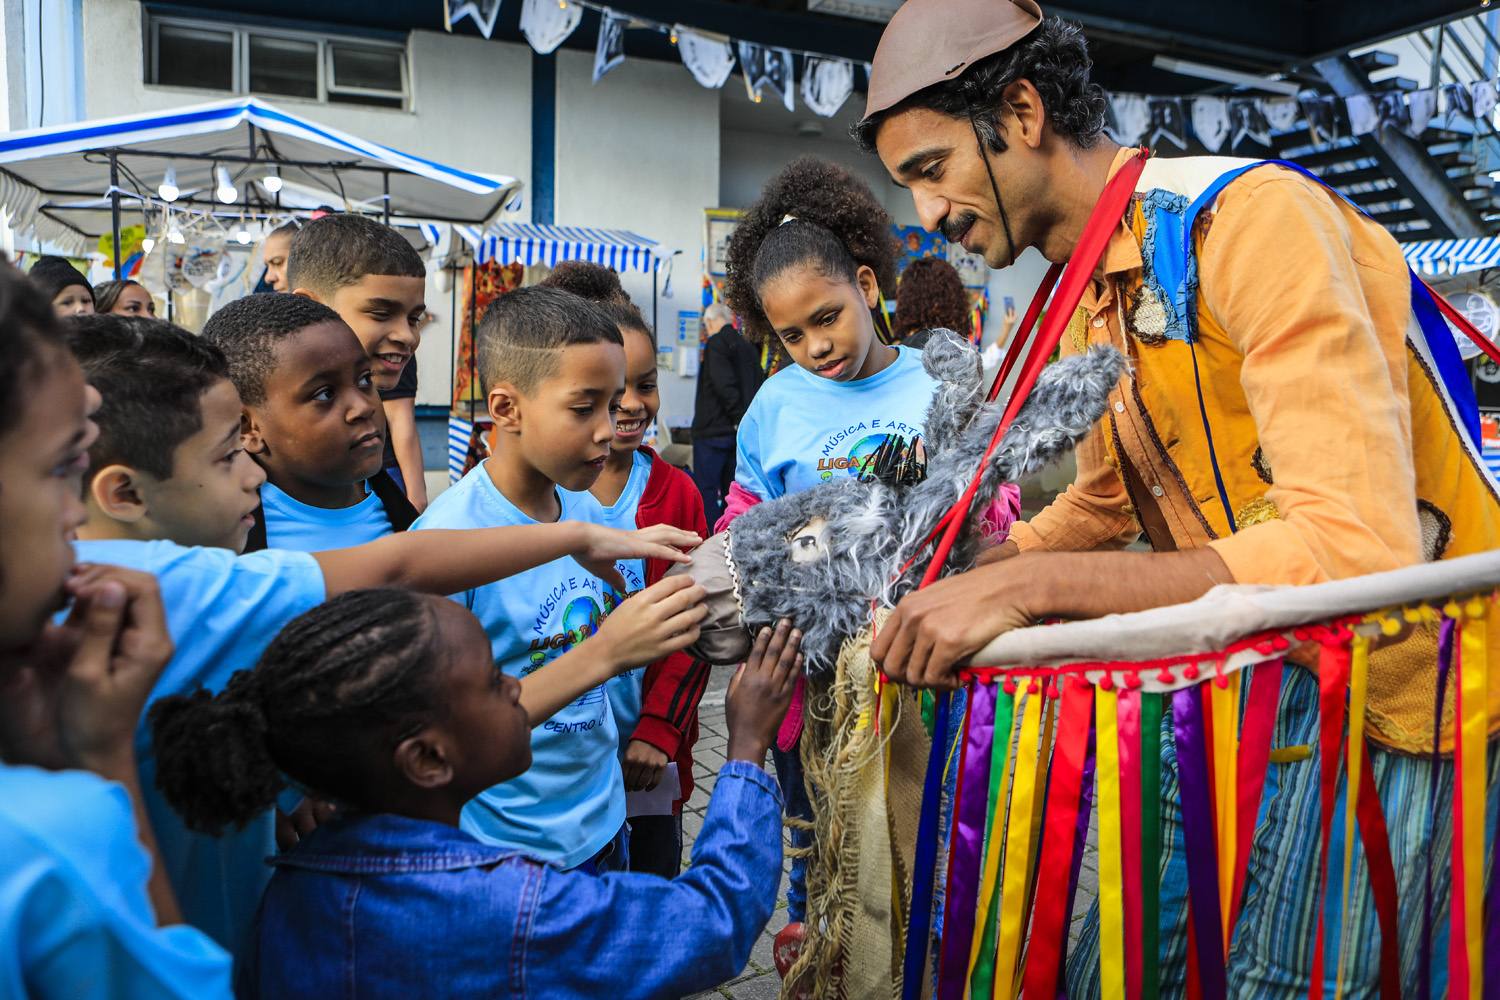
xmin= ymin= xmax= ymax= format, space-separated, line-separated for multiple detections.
xmin=1210 ymin=675 xmax=1238 ymax=948
xmin=1334 ymin=631 xmax=1371 ymax=1000
xmin=994 ymin=690 xmax=1044 ymax=999
xmin=1096 ymin=687 xmax=1126 ymax=1000
xmin=1458 ymin=606 xmax=1487 ymax=1000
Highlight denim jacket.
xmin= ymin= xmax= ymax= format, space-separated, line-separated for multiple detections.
xmin=236 ymin=761 xmax=782 ymax=1000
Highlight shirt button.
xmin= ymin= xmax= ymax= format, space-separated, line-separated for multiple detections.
xmin=1122 ymin=503 xmax=1136 ymax=516
xmin=1114 ymin=401 xmax=1126 ymax=413
xmin=1151 ymin=485 xmax=1164 ymax=497
xmin=1093 ymin=316 xmax=1106 ymax=329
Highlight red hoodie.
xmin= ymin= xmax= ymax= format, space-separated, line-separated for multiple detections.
xmin=631 ymin=447 xmax=711 ymax=810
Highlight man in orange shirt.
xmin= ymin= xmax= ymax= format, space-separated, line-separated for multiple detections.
xmin=856 ymin=1 xmax=1500 ymax=996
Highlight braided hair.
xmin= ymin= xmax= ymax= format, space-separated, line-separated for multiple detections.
xmin=149 ymin=588 xmax=443 ymax=834
xmin=721 ymin=155 xmax=900 ymax=347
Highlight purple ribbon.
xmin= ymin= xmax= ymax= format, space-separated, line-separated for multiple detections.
xmin=1173 ymin=686 xmax=1226 ymax=1000
xmin=937 ymin=680 xmax=997 ymax=1000
xmin=1419 ymin=617 xmax=1456 ymax=1000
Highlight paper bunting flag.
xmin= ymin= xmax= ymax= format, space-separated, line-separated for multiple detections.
xmin=1262 ymin=96 xmax=1300 ymax=134
xmin=1228 ymin=98 xmax=1272 ymax=148
xmin=1191 ymin=97 xmax=1230 ymax=153
xmin=447 ymin=0 xmax=503 ymax=39
xmin=802 ymin=57 xmax=854 ymax=118
xmin=1300 ymin=95 xmax=1338 ymax=146
xmin=676 ymin=26 xmax=735 ymax=89
xmin=1345 ymin=93 xmax=1379 ymax=136
xmin=1146 ymin=98 xmax=1188 ymax=150
xmin=1375 ymin=90 xmax=1411 ymax=135
xmin=519 ymin=0 xmax=581 ymax=55
xmin=592 ymin=8 xmax=627 ymax=84
xmin=1106 ymin=94 xmax=1149 ymax=146
xmin=1445 ymin=82 xmax=1476 ymax=128
xmin=1472 ymin=79 xmax=1498 ymax=120
xmin=1407 ymin=87 xmax=1438 ymax=137
xmin=737 ymin=41 xmax=795 ymax=112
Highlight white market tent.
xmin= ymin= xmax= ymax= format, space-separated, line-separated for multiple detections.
xmin=0 ymin=97 xmax=524 ymax=267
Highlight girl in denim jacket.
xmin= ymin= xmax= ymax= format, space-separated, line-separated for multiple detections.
xmin=148 ymin=587 xmax=801 ymax=1000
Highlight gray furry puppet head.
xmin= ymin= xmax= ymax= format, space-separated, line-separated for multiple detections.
xmin=670 ymin=330 xmax=1125 ymax=674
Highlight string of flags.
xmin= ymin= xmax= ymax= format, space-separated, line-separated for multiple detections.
xmin=444 ymin=0 xmax=866 ymax=117
xmin=1107 ymin=79 xmax=1500 ymax=152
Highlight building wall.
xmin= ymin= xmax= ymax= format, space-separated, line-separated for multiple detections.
xmin=554 ymin=47 xmax=720 ymax=430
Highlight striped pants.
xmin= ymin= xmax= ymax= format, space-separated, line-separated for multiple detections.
xmin=1066 ymin=666 xmax=1500 ymax=1000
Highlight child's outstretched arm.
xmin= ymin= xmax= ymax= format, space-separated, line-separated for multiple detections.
xmin=519 ymin=622 xmax=802 ymax=999
xmin=518 ymin=575 xmax=709 ymax=724
xmin=312 ymin=522 xmax=700 ymax=598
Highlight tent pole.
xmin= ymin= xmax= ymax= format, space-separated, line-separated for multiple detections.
xmin=109 ymin=151 xmax=123 ymax=280
xmin=468 ymin=257 xmax=478 ymax=420
xmin=653 ymin=267 xmax=658 ymax=336
xmin=383 ymin=172 xmax=391 ymax=225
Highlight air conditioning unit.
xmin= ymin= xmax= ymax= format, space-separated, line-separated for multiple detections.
xmin=807 ymin=0 xmax=905 ymax=24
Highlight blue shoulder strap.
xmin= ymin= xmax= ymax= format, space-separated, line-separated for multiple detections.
xmin=1176 ymin=159 xmax=1481 ymax=452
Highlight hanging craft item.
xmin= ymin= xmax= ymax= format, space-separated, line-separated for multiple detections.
xmin=1375 ymin=91 xmax=1412 ymax=135
xmin=447 ymin=0 xmax=503 ymax=39
xmin=1146 ymin=98 xmax=1188 ymax=150
xmin=737 ymin=41 xmax=796 ymax=111
xmin=592 ymin=8 xmax=628 ymax=83
xmin=676 ymin=26 xmax=736 ymax=89
xmin=1472 ymin=79 xmax=1498 ymax=120
xmin=1346 ymin=93 xmax=1380 ymax=136
xmin=519 ymin=0 xmax=581 ymax=54
xmin=1191 ymin=97 xmax=1230 ymax=154
xmin=1228 ymin=98 xmax=1273 ymax=147
xmin=1261 ymin=96 xmax=1301 ymax=134
xmin=1300 ymin=95 xmax=1339 ymax=146
xmin=1407 ymin=87 xmax=1439 ymax=137
xmin=1445 ymin=82 xmax=1476 ymax=128
xmin=801 ymin=57 xmax=855 ymax=118
xmin=1107 ymin=94 xmax=1149 ymax=146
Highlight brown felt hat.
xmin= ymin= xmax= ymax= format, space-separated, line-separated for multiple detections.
xmin=863 ymin=0 xmax=1043 ymax=121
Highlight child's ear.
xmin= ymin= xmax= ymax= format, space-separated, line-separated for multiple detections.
xmin=89 ymin=465 xmax=149 ymax=524
xmin=487 ymin=384 xmax=523 ymax=433
xmin=855 ymin=265 xmax=880 ymax=309
xmin=291 ymin=288 xmax=324 ymax=304
xmin=393 ymin=731 xmax=455 ymax=790
xmin=240 ymin=409 xmax=268 ymax=456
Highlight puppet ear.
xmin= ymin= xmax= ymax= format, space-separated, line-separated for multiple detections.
xmin=918 ymin=329 xmax=985 ymax=456
xmin=987 ymin=346 xmax=1128 ymax=484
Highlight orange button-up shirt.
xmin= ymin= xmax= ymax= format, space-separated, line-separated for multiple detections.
xmin=1009 ymin=150 xmax=1424 ymax=586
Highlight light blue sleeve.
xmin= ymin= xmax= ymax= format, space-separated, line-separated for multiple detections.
xmin=0 ymin=768 xmax=232 ymax=1000
xmin=732 ymin=398 xmax=778 ymax=502
xmin=521 ymin=762 xmax=782 ymax=999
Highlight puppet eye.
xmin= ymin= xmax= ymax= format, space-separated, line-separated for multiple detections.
xmin=789 ymin=517 xmax=830 ymax=564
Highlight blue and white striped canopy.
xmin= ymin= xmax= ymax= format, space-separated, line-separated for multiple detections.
xmin=425 ymin=222 xmax=672 ymax=273
xmin=1403 ymin=237 xmax=1500 ymax=275
xmin=0 ymin=98 xmax=523 ymax=253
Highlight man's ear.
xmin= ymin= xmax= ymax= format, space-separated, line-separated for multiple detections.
xmin=488 ymin=383 xmax=524 ymax=433
xmin=1002 ymin=79 xmax=1046 ymax=150
xmin=855 ymin=265 xmax=881 ymax=310
xmin=240 ymin=409 xmax=268 ymax=456
xmin=89 ymin=465 xmax=149 ymax=524
xmin=393 ymin=730 xmax=455 ymax=790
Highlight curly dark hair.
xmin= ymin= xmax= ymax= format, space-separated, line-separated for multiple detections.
xmin=721 ymin=155 xmax=900 ymax=346
xmin=893 ymin=258 xmax=972 ymax=342
xmin=540 ymin=260 xmax=654 ymax=348
xmin=149 ymin=588 xmax=444 ymax=833
xmin=852 ymin=17 xmax=1107 ymax=156
xmin=1 ymin=262 xmax=67 ymax=439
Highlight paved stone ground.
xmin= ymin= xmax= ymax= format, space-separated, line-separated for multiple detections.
xmin=678 ymin=665 xmax=1101 ymax=999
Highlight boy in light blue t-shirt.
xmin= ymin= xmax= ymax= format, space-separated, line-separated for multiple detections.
xmin=415 ymin=286 xmax=705 ymax=874
xmin=65 ymin=315 xmax=703 ymax=951
xmin=201 ymin=293 xmax=418 ymax=554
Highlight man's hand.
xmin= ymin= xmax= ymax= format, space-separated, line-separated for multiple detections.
xmin=725 ymin=620 xmax=802 ymax=766
xmin=572 ymin=523 xmax=702 ymax=594
xmin=622 ymin=739 xmax=670 ymax=792
xmin=872 ymin=560 xmax=1038 ymax=690
xmin=974 ymin=537 xmax=1021 ymax=567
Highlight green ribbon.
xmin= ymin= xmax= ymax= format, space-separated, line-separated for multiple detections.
xmin=1140 ymin=692 xmax=1164 ymax=1000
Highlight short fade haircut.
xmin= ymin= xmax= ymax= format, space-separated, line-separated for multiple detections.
xmin=476 ymin=286 xmax=623 ymax=396
xmin=285 ymin=213 xmax=425 ymax=297
xmin=65 ymin=315 xmax=230 ymax=484
xmin=202 ymin=293 xmax=346 ymax=406
xmin=851 ymin=17 xmax=1107 ymax=156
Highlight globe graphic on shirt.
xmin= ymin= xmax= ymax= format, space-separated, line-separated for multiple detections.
xmin=846 ymin=434 xmax=890 ymax=476
xmin=561 ymin=596 xmax=601 ymax=648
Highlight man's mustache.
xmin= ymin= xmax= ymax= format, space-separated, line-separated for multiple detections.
xmin=941 ymin=211 xmax=978 ymax=244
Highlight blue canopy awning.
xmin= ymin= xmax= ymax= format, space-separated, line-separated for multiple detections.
xmin=1403 ymin=237 xmax=1500 ymax=275
xmin=0 ymin=98 xmax=523 ymax=254
xmin=428 ymin=222 xmax=676 ymax=273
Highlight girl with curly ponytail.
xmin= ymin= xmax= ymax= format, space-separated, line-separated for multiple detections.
xmin=151 ymin=586 xmax=807 ymax=1000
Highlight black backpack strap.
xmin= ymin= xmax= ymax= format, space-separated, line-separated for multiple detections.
xmin=243 ymin=503 xmax=268 ymax=553
xmin=369 ymin=469 xmax=420 ymax=533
